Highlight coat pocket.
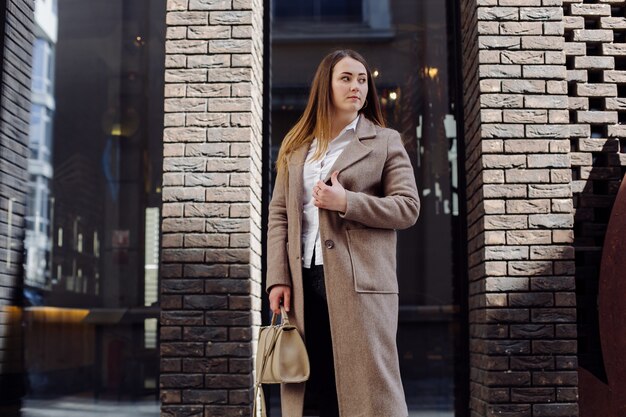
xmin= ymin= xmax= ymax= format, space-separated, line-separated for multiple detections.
xmin=345 ymin=228 xmax=398 ymax=294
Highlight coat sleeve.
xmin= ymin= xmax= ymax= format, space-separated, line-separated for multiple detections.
xmin=338 ymin=130 xmax=420 ymax=229
xmin=266 ymin=165 xmax=292 ymax=293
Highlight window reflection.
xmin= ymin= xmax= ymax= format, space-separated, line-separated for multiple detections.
xmin=272 ymin=0 xmax=393 ymax=41
xmin=274 ymin=0 xmax=363 ymax=23
xmin=26 ymin=1 xmax=55 ymax=289
xmin=22 ymin=0 xmax=165 ymax=414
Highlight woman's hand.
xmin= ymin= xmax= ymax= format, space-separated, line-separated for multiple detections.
xmin=313 ymin=171 xmax=347 ymax=213
xmin=269 ymin=285 xmax=291 ymax=314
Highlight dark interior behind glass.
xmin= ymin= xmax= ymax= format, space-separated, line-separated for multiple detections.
xmin=267 ymin=0 xmax=467 ymax=414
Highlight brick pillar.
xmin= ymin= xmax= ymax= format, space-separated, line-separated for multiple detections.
xmin=160 ymin=0 xmax=263 ymax=416
xmin=460 ymin=1 xmax=578 ymax=416
xmin=0 ymin=0 xmax=33 ymax=416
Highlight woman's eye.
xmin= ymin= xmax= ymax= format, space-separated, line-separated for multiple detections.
xmin=359 ymin=78 xmax=366 ymax=84
xmin=342 ymin=76 xmax=349 ymax=81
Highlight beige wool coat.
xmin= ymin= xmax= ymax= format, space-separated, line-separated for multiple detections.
xmin=266 ymin=116 xmax=420 ymax=417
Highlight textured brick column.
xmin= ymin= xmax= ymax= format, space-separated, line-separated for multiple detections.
xmin=160 ymin=0 xmax=263 ymax=415
xmin=460 ymin=1 xmax=578 ymax=416
xmin=0 ymin=0 xmax=33 ymax=416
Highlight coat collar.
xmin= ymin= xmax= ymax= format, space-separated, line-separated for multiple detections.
xmin=287 ymin=115 xmax=377 ymax=184
xmin=354 ymin=114 xmax=378 ymax=141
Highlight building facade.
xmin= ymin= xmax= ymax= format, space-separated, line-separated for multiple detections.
xmin=1 ymin=0 xmax=165 ymax=415
xmin=160 ymin=0 xmax=623 ymax=416
xmin=1 ymin=0 xmax=626 ymax=416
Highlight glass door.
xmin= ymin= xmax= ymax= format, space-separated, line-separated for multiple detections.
xmin=267 ymin=0 xmax=467 ymax=415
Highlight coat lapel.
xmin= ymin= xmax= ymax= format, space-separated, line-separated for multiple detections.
xmin=322 ymin=115 xmax=376 ymax=183
xmin=287 ymin=143 xmax=309 ymax=244
xmin=286 ymin=116 xmax=378 ymax=212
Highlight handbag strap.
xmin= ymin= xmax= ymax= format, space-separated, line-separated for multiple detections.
xmin=253 ymin=321 xmax=283 ymax=417
xmin=253 ymin=306 xmax=292 ymax=416
xmin=252 ymin=383 xmax=267 ymax=417
xmin=270 ymin=305 xmax=290 ymax=326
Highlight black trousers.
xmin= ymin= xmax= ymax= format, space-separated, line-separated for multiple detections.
xmin=302 ymin=263 xmax=340 ymax=417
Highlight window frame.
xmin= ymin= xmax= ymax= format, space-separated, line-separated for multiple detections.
xmin=271 ymin=0 xmax=393 ymax=42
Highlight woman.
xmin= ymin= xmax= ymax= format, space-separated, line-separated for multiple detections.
xmin=266 ymin=49 xmax=420 ymax=417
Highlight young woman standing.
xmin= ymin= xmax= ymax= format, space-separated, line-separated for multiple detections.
xmin=266 ymin=49 xmax=420 ymax=417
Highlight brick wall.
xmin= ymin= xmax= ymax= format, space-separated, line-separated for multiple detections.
xmin=460 ymin=1 xmax=578 ymax=416
xmin=0 ymin=0 xmax=33 ymax=415
xmin=562 ymin=1 xmax=626 ymax=414
xmin=159 ymin=0 xmax=264 ymax=415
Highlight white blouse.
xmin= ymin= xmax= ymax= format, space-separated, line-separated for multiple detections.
xmin=301 ymin=115 xmax=360 ymax=267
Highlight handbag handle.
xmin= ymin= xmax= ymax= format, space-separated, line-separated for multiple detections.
xmin=270 ymin=305 xmax=290 ymax=326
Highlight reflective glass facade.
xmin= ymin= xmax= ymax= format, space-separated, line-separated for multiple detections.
xmin=20 ymin=0 xmax=166 ymax=415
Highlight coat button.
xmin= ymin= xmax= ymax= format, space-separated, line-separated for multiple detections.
xmin=324 ymin=240 xmax=335 ymax=249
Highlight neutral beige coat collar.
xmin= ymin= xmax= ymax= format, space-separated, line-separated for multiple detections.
xmin=287 ymin=115 xmax=377 ymax=186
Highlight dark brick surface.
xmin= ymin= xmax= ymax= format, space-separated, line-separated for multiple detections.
xmin=182 ymin=358 xmax=228 ymax=373
xmin=510 ymin=356 xmax=555 ymax=371
xmin=510 ymin=324 xmax=554 ymax=339
xmin=161 ymin=405 xmax=203 ymax=417
xmin=511 ymin=387 xmax=555 ymax=403
xmin=462 ymin=1 xmax=579 ymax=415
xmin=181 ymin=389 xmax=228 ymax=404
xmin=533 ymin=403 xmax=579 ymax=417
xmin=556 ymin=387 xmax=578 ymax=402
xmin=564 ymin=2 xmax=626 ymax=414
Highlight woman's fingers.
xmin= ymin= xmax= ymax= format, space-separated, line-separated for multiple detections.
xmin=269 ymin=288 xmax=280 ymax=314
xmin=269 ymin=295 xmax=278 ymax=314
xmin=269 ymin=285 xmax=291 ymax=314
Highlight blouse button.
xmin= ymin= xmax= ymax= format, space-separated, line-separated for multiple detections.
xmin=324 ymin=240 xmax=335 ymax=249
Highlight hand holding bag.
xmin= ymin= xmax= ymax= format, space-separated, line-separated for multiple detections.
xmin=253 ymin=305 xmax=310 ymax=417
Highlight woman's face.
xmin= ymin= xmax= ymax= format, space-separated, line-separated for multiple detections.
xmin=330 ymin=56 xmax=368 ymax=116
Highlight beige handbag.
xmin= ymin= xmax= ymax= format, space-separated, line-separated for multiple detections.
xmin=253 ymin=305 xmax=310 ymax=417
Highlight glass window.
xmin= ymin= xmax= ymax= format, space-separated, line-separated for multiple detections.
xmin=31 ymin=38 xmax=54 ymax=95
xmin=47 ymin=47 xmax=55 ymax=95
xmin=28 ymin=104 xmax=53 ymax=162
xmin=268 ymin=0 xmax=466 ymax=414
xmin=32 ymin=39 xmax=47 ymax=93
xmin=26 ymin=182 xmax=36 ymax=219
xmin=273 ymin=0 xmax=363 ymax=23
xmin=43 ymin=108 xmax=53 ymax=156
xmin=22 ymin=0 xmax=165 ymax=414
xmin=144 ymin=207 xmax=160 ymax=307
xmin=29 ymin=104 xmax=43 ymax=151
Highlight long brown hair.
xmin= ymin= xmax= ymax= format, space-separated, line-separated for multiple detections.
xmin=275 ymin=49 xmax=385 ymax=175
